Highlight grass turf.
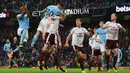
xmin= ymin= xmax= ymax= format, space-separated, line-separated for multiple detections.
xmin=0 ymin=68 xmax=130 ymax=73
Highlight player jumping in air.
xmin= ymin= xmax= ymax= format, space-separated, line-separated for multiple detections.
xmin=31 ymin=3 xmax=63 ymax=49
xmin=9 ymin=3 xmax=31 ymax=59
xmin=102 ymin=13 xmax=126 ymax=73
xmin=38 ymin=14 xmax=66 ymax=72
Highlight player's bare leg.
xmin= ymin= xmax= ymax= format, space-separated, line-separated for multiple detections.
xmin=88 ymin=55 xmax=93 ymax=71
xmin=53 ymin=48 xmax=67 ymax=72
xmin=38 ymin=44 xmax=49 ymax=70
xmin=101 ymin=52 xmax=106 ymax=71
xmin=98 ymin=55 xmax=102 ymax=72
xmin=9 ymin=45 xmax=24 ymax=59
xmin=106 ymin=49 xmax=111 ymax=73
xmin=75 ymin=51 xmax=86 ymax=73
xmin=113 ymin=48 xmax=118 ymax=73
xmin=31 ymin=31 xmax=41 ymax=48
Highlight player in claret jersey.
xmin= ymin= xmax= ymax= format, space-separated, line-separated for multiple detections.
xmin=31 ymin=3 xmax=63 ymax=49
xmin=102 ymin=13 xmax=126 ymax=73
xmin=38 ymin=14 xmax=66 ymax=72
xmin=64 ymin=18 xmax=90 ymax=73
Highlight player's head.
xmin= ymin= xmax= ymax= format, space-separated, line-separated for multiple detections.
xmin=99 ymin=21 xmax=104 ymax=27
xmin=57 ymin=3 xmax=63 ymax=10
xmin=13 ymin=37 xmax=17 ymax=42
xmin=19 ymin=6 xmax=26 ymax=14
xmin=111 ymin=13 xmax=117 ymax=21
xmin=76 ymin=18 xmax=82 ymax=27
xmin=6 ymin=39 xmax=10 ymax=43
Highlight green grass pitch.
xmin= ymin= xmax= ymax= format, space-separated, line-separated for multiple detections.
xmin=0 ymin=68 xmax=130 ymax=73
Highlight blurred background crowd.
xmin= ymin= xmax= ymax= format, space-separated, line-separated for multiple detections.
xmin=0 ymin=0 xmax=130 ymax=12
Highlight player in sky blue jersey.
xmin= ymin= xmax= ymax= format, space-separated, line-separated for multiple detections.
xmin=9 ymin=3 xmax=31 ymax=59
xmin=31 ymin=3 xmax=63 ymax=49
xmin=95 ymin=21 xmax=107 ymax=71
xmin=3 ymin=39 xmax=12 ymax=68
xmin=3 ymin=39 xmax=18 ymax=68
xmin=44 ymin=5 xmax=61 ymax=19
xmin=116 ymin=48 xmax=123 ymax=69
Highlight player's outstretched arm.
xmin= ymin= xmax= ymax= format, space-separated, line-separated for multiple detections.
xmin=117 ymin=23 xmax=126 ymax=33
xmin=120 ymin=27 xmax=126 ymax=33
xmin=64 ymin=34 xmax=72 ymax=48
xmin=102 ymin=24 xmax=109 ymax=28
xmin=57 ymin=32 xmax=62 ymax=48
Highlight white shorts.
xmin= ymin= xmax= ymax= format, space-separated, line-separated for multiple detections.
xmin=7 ymin=52 xmax=11 ymax=57
xmin=17 ymin=28 xmax=28 ymax=42
xmin=117 ymin=57 xmax=121 ymax=62
xmin=37 ymin=18 xmax=50 ymax=33
xmin=100 ymin=44 xmax=106 ymax=52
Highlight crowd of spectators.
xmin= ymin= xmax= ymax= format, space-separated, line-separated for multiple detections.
xmin=0 ymin=0 xmax=130 ymax=12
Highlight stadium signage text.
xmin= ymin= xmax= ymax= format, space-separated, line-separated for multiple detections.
xmin=63 ymin=8 xmax=89 ymax=15
xmin=0 ymin=12 xmax=6 ymax=18
xmin=32 ymin=11 xmax=44 ymax=17
xmin=32 ymin=8 xmax=89 ymax=17
xmin=116 ymin=6 xmax=130 ymax=12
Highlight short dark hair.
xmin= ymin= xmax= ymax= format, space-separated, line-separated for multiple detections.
xmin=99 ymin=21 xmax=104 ymax=24
xmin=76 ymin=18 xmax=82 ymax=22
xmin=112 ymin=13 xmax=118 ymax=18
xmin=58 ymin=3 xmax=63 ymax=7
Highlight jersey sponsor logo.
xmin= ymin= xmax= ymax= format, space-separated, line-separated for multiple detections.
xmin=77 ymin=33 xmax=83 ymax=37
xmin=32 ymin=11 xmax=44 ymax=17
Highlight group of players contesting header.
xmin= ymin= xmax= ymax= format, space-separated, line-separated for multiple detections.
xmin=3 ymin=2 xmax=124 ymax=73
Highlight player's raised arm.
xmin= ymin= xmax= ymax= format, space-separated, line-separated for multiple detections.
xmin=23 ymin=3 xmax=32 ymax=19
